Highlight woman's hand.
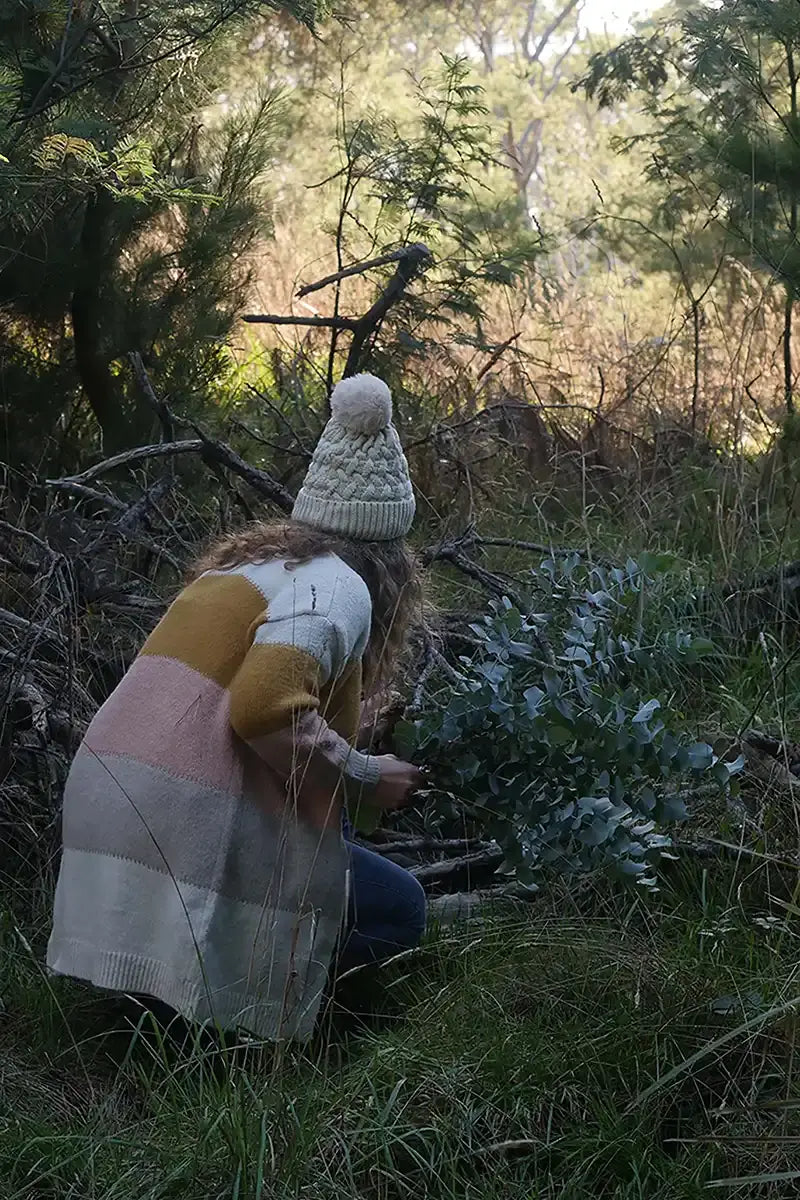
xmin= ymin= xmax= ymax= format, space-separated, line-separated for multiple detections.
xmin=371 ymin=755 xmax=424 ymax=810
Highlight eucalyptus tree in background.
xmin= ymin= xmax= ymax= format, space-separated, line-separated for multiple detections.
xmin=578 ymin=0 xmax=800 ymax=417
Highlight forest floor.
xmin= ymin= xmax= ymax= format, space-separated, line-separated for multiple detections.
xmin=3 ymin=859 xmax=800 ymax=1199
xmin=4 ymin=462 xmax=800 ymax=1198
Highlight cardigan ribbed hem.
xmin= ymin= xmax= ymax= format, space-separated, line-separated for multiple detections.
xmin=47 ymin=936 xmax=329 ymax=1042
xmin=47 ymin=844 xmax=348 ymax=1043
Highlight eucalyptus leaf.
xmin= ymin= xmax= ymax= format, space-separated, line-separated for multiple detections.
xmin=633 ymin=699 xmax=661 ymax=724
xmin=405 ymin=551 xmax=730 ymax=892
xmin=524 ymin=686 xmax=546 ymax=717
xmin=687 ymin=742 xmax=713 ymax=770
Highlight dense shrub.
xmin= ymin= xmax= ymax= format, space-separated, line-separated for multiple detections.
xmin=399 ymin=555 xmax=743 ymax=888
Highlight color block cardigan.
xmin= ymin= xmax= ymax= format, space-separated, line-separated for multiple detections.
xmin=46 ymin=554 xmax=381 ymax=1041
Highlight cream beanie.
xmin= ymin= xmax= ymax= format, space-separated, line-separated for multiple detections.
xmin=292 ymin=373 xmax=416 ymax=541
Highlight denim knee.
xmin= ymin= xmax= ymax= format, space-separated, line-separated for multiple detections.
xmin=346 ymin=841 xmax=428 ymax=955
xmin=388 ymin=869 xmax=427 ymax=948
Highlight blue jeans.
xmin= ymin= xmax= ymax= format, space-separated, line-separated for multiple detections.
xmin=338 ymin=819 xmax=427 ymax=971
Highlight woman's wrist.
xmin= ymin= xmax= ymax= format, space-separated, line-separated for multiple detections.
xmin=336 ymin=743 xmax=382 ymax=788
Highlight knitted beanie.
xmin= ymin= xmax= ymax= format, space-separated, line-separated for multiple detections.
xmin=292 ymin=374 xmax=415 ymax=541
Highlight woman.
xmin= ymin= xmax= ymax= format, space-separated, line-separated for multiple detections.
xmin=47 ymin=373 xmax=426 ymax=1042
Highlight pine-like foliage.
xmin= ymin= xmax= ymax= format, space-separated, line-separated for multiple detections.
xmin=0 ymin=0 xmax=326 ymax=463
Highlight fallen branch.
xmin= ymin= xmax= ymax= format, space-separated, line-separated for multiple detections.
xmin=414 ymin=623 xmax=465 ymax=695
xmin=369 ymin=837 xmax=489 ymax=856
xmin=425 ymin=524 xmax=602 ymax=563
xmin=80 ymin=476 xmax=181 ymax=570
xmin=114 ymin=476 xmax=173 ymax=535
xmin=418 ymin=529 xmax=563 ymax=664
xmin=744 ymin=730 xmax=786 ymax=758
xmin=473 ymin=1140 xmax=543 ymax=1159
xmin=476 ymin=535 xmax=591 ymax=559
xmin=0 ymin=546 xmax=43 ymax=579
xmin=99 ymin=596 xmax=165 ymax=615
xmin=362 ymin=828 xmax=420 ymax=843
xmin=425 ymin=540 xmax=533 ymax=620
xmin=411 ymin=846 xmax=504 ymax=884
xmin=672 ymin=836 xmax=799 ymax=869
xmin=52 ymin=440 xmax=205 ymax=483
xmin=0 ymin=519 xmax=57 ymax=560
xmin=410 ymin=636 xmax=435 ymax=713
xmin=89 ymin=528 xmax=182 ymax=574
xmin=47 ymin=709 xmax=84 ymax=750
xmin=196 ymin=439 xmax=294 ymax=512
xmin=43 ymin=479 xmax=128 ymax=512
xmin=50 ymin=437 xmax=295 ymax=513
xmin=0 ymin=607 xmax=65 ymax=646
xmin=0 ymin=622 xmax=119 ymax=697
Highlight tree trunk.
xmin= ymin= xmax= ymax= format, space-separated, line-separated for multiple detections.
xmin=784 ymin=286 xmax=794 ymax=415
xmin=785 ymin=45 xmax=797 ymax=415
xmin=70 ymin=189 xmax=131 ymax=452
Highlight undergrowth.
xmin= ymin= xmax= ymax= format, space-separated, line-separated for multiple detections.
xmin=4 ymin=458 xmax=800 ymax=1197
xmin=2 ymin=860 xmax=800 ymax=1198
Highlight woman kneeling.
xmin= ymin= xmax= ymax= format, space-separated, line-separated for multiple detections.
xmin=47 ymin=374 xmax=425 ymax=1042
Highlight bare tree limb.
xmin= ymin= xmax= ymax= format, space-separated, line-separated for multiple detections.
xmin=476 ymin=535 xmax=607 ymax=561
xmin=79 ymin=475 xmax=182 ymax=571
xmin=474 ymin=1140 xmax=542 ymax=1159
xmin=243 ymin=243 xmax=433 ymax=379
xmin=0 ymin=519 xmax=58 ymax=559
xmin=194 ymin=438 xmax=295 ymax=513
xmin=476 ymin=332 xmax=522 ymax=381
xmin=112 ymin=475 xmax=174 ymax=538
xmin=543 ymin=23 xmax=582 ymax=99
xmin=128 ymin=351 xmax=175 ymax=441
xmin=370 ymin=836 xmax=490 ymax=856
xmin=241 ymin=314 xmax=358 ymax=329
xmin=520 ymin=1 xmax=540 ymax=61
xmin=420 ymin=537 xmax=530 ymax=613
xmin=529 ymin=0 xmax=582 ymax=64
xmin=296 ymin=248 xmax=426 ymax=298
xmin=0 ymin=607 xmax=64 ymax=646
xmin=343 ymin=243 xmax=432 ymax=377
xmin=100 ymin=596 xmax=164 ymax=616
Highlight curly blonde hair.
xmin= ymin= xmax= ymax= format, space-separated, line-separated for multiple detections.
xmin=188 ymin=520 xmax=421 ymax=693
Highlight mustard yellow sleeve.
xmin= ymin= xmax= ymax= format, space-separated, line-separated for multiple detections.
xmin=228 ymin=562 xmax=371 ymax=740
xmin=227 ymin=567 xmax=380 ymax=797
xmin=228 ymin=640 xmax=322 ymax=741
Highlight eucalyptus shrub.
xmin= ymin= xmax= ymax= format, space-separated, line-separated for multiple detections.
xmin=398 ymin=554 xmax=743 ymax=889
